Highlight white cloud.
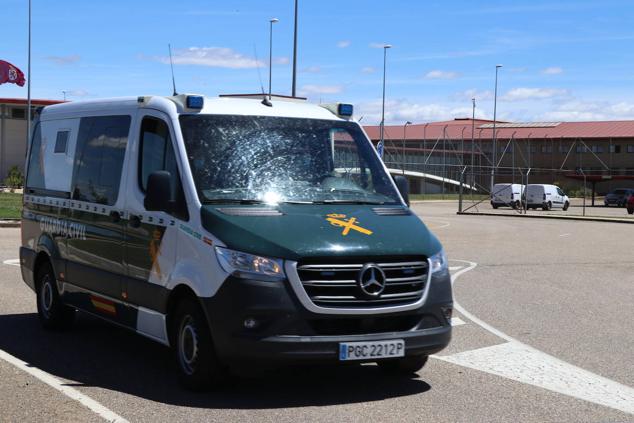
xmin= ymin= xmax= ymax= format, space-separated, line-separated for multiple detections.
xmin=46 ymin=55 xmax=80 ymax=65
xmin=537 ymin=100 xmax=634 ymax=121
xmin=424 ymin=70 xmax=461 ymax=80
xmin=273 ymin=56 xmax=290 ymax=65
xmin=65 ymin=89 xmax=90 ymax=97
xmin=301 ymin=65 xmax=321 ymax=73
xmin=356 ymin=98 xmax=489 ymax=125
xmin=361 ymin=66 xmax=376 ymax=74
xmin=300 ymin=84 xmax=344 ymax=95
xmin=155 ymin=47 xmax=263 ymax=69
xmin=501 ymin=87 xmax=569 ymax=101
xmin=453 ymin=89 xmax=494 ymax=101
xmin=542 ymin=66 xmax=563 ymax=75
xmin=337 ymin=40 xmax=351 ymax=48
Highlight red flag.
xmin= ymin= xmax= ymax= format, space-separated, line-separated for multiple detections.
xmin=0 ymin=60 xmax=26 ymax=87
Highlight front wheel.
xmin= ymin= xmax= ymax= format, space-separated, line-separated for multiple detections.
xmin=171 ymin=297 xmax=223 ymax=390
xmin=563 ymin=201 xmax=570 ymax=211
xmin=378 ymin=355 xmax=428 ymax=375
xmin=36 ymin=261 xmax=75 ymax=330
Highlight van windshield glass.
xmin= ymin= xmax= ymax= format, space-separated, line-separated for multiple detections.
xmin=179 ymin=115 xmax=401 ymax=205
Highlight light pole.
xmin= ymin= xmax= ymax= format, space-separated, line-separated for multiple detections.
xmin=471 ymin=98 xmax=476 ymax=196
xmin=268 ymin=18 xmax=279 ymax=100
xmin=27 ymin=0 xmax=32 ymax=146
xmin=292 ymin=0 xmax=298 ymax=97
xmin=379 ymin=44 xmax=392 ymax=158
xmin=491 ymin=64 xmax=502 ymax=192
xmin=402 ymin=121 xmax=412 ymax=174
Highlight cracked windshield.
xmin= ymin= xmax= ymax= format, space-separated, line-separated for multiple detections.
xmin=179 ymin=115 xmax=401 ymax=205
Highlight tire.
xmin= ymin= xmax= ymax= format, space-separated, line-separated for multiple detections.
xmin=378 ymin=355 xmax=428 ymax=375
xmin=491 ymin=202 xmax=499 ymax=209
xmin=35 ymin=261 xmax=75 ymax=330
xmin=171 ymin=297 xmax=223 ymax=390
xmin=563 ymin=201 xmax=570 ymax=211
xmin=628 ymin=207 xmax=633 ymax=215
xmin=542 ymin=201 xmax=552 ymax=211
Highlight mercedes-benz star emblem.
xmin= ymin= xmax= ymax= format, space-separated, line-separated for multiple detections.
xmin=357 ymin=263 xmax=386 ymax=298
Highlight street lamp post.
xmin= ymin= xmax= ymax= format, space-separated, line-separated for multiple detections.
xmin=491 ymin=64 xmax=502 ymax=192
xmin=471 ymin=98 xmax=476 ymax=196
xmin=402 ymin=121 xmax=412 ymax=174
xmin=268 ymin=18 xmax=279 ymax=100
xmin=379 ymin=44 xmax=392 ymax=159
xmin=292 ymin=0 xmax=298 ymax=97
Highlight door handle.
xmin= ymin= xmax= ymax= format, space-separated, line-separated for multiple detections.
xmin=110 ymin=210 xmax=121 ymax=223
xmin=129 ymin=214 xmax=141 ymax=228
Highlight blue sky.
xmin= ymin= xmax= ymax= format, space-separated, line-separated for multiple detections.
xmin=2 ymin=0 xmax=634 ymax=124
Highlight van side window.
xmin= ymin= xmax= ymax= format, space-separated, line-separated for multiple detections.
xmin=54 ymin=130 xmax=69 ymax=153
xmin=139 ymin=117 xmax=188 ymax=220
xmin=72 ymin=115 xmax=131 ymax=205
xmin=25 ymin=123 xmax=45 ymax=190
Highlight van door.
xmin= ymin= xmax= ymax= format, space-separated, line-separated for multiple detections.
xmin=65 ymin=115 xmax=131 ymax=303
xmin=123 ymin=111 xmax=189 ymax=314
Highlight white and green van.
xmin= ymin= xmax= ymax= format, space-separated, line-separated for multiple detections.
xmin=20 ymin=94 xmax=452 ymax=389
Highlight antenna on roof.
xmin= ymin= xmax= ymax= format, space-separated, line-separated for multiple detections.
xmin=168 ymin=43 xmax=178 ymax=96
xmin=253 ymin=44 xmax=272 ymax=106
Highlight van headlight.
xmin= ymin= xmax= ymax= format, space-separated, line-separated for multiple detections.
xmin=429 ymin=249 xmax=448 ymax=274
xmin=215 ymin=247 xmax=285 ymax=280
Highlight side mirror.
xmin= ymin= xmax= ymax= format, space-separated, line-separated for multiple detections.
xmin=144 ymin=171 xmax=172 ymax=212
xmin=393 ymin=175 xmax=410 ymax=206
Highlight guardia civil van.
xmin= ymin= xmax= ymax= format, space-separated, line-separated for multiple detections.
xmin=20 ymin=94 xmax=452 ymax=389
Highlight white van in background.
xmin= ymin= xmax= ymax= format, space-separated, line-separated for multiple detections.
xmin=491 ymin=183 xmax=525 ymax=209
xmin=526 ymin=184 xmax=570 ymax=211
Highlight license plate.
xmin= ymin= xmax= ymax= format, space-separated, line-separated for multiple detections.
xmin=339 ymin=339 xmax=405 ymax=361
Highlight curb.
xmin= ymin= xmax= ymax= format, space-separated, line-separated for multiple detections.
xmin=0 ymin=220 xmax=21 ymax=228
xmin=457 ymin=211 xmax=634 ymax=224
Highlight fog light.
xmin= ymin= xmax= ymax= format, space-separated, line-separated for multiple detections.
xmin=243 ymin=318 xmax=259 ymax=330
xmin=441 ymin=307 xmax=453 ymax=322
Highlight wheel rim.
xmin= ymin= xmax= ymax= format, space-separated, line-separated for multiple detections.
xmin=178 ymin=315 xmax=199 ymax=375
xmin=39 ymin=275 xmax=53 ymax=318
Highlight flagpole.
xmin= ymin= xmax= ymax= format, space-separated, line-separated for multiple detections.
xmin=27 ymin=0 xmax=32 ymax=145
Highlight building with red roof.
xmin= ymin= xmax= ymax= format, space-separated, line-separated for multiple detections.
xmin=364 ymin=118 xmax=634 ymax=194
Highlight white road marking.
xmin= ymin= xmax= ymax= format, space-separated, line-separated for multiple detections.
xmin=424 ymin=218 xmax=451 ymax=229
xmin=440 ymin=260 xmax=634 ymax=415
xmin=448 ymin=266 xmax=463 ymax=271
xmin=559 ymin=233 xmax=571 ymax=237
xmin=0 ymin=348 xmax=129 ymax=422
xmin=2 ymin=258 xmax=20 ymax=267
xmin=450 ymin=317 xmax=466 ymax=326
xmin=436 ymin=342 xmax=634 ymax=415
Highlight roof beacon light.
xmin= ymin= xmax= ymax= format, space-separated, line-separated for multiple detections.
xmin=338 ymin=103 xmax=353 ymax=117
xmin=186 ymin=95 xmax=204 ymax=109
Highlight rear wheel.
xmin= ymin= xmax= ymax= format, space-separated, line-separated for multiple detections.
xmin=36 ymin=261 xmax=75 ymax=330
xmin=378 ymin=355 xmax=428 ymax=375
xmin=171 ymin=297 xmax=223 ymax=390
xmin=627 ymin=207 xmax=633 ymax=215
xmin=491 ymin=202 xmax=499 ymax=209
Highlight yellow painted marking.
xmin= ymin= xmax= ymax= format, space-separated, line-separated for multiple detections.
xmin=326 ymin=215 xmax=373 ymax=236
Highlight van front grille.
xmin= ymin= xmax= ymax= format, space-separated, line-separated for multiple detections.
xmin=296 ymin=259 xmax=428 ymax=308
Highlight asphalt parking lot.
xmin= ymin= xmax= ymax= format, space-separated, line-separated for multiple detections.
xmin=0 ymin=203 xmax=632 ymax=422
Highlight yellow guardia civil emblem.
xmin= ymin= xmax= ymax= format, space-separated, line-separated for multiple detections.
xmin=326 ymin=213 xmax=373 ymax=236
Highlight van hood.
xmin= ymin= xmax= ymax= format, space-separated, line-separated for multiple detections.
xmin=200 ymin=204 xmax=441 ymax=261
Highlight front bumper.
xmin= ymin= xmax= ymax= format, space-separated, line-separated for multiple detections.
xmin=201 ymin=269 xmax=453 ymax=365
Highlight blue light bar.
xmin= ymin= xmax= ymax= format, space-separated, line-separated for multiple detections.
xmin=338 ymin=103 xmax=353 ymax=117
xmin=187 ymin=95 xmax=204 ymax=109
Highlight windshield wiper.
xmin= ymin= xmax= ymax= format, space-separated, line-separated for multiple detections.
xmin=202 ymin=198 xmax=265 ymax=205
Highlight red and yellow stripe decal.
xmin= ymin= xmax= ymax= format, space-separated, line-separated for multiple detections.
xmin=90 ymin=295 xmax=117 ymax=316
